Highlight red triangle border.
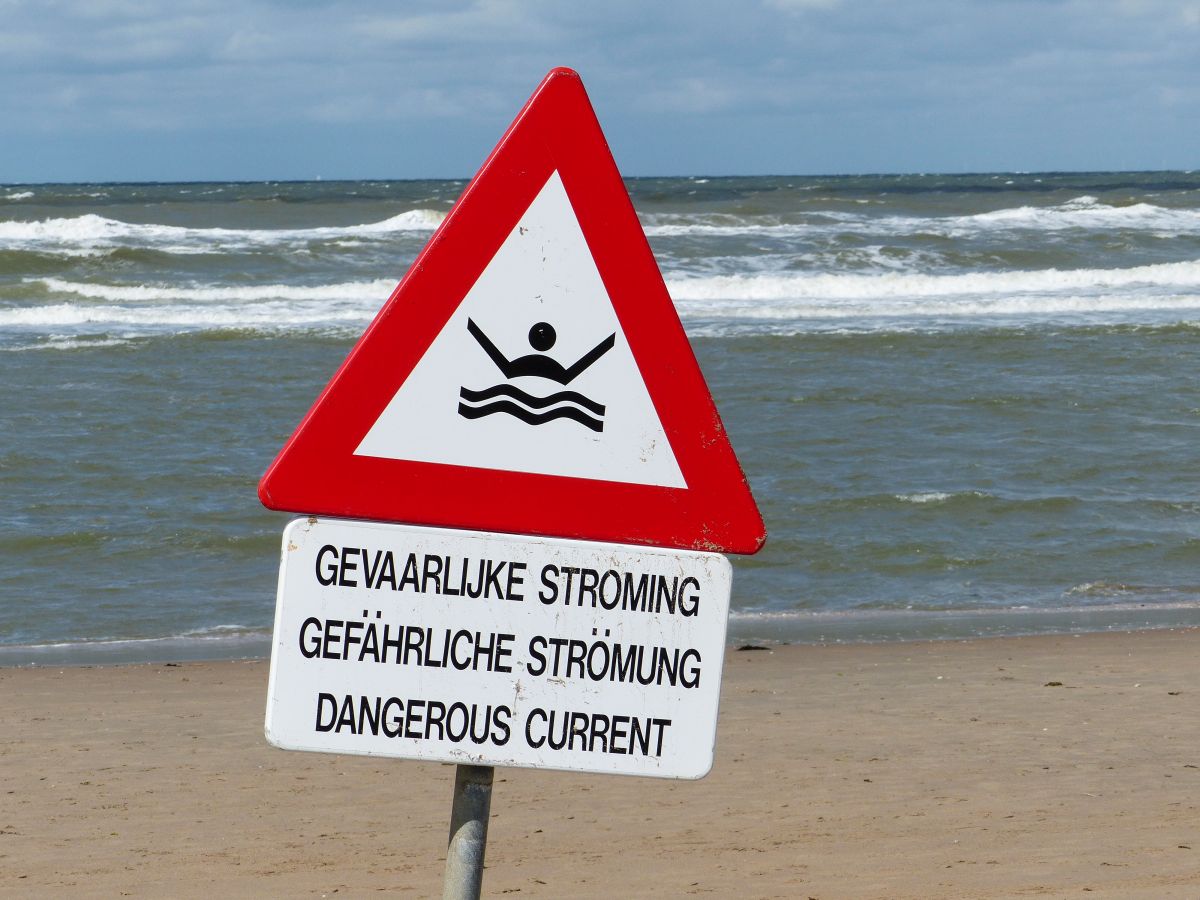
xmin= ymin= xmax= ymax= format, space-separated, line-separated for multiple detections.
xmin=259 ymin=68 xmax=765 ymax=554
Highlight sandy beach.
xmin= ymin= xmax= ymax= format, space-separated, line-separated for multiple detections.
xmin=3 ymin=629 xmax=1198 ymax=898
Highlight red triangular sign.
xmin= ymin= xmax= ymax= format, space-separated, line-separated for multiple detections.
xmin=259 ymin=68 xmax=765 ymax=554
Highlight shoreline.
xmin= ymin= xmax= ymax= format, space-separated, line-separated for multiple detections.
xmin=5 ymin=604 xmax=1200 ymax=668
xmin=4 ymin=629 xmax=1198 ymax=897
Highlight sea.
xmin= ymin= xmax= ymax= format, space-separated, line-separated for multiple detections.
xmin=4 ymin=171 xmax=1200 ymax=665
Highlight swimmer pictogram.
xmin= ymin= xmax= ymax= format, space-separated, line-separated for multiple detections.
xmin=458 ymin=319 xmax=615 ymax=431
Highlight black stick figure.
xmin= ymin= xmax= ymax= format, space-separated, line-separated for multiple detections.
xmin=466 ymin=319 xmax=614 ymax=385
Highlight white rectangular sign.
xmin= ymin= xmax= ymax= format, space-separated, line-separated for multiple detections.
xmin=265 ymin=517 xmax=733 ymax=779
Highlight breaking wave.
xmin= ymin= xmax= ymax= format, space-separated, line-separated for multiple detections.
xmin=5 ymin=259 xmax=1200 ymax=342
xmin=0 ymin=209 xmax=445 ymax=256
xmin=666 ymin=259 xmax=1200 ymax=327
xmin=643 ymin=196 xmax=1200 ymax=238
xmin=667 ymin=259 xmax=1200 ymax=302
xmin=28 ymin=276 xmax=396 ymax=304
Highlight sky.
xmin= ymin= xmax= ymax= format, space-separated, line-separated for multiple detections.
xmin=2 ymin=0 xmax=1197 ymax=182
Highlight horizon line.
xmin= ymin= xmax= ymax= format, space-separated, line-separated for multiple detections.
xmin=3 ymin=167 xmax=1197 ymax=188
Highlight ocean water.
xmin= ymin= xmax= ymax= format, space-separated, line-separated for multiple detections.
xmin=4 ymin=172 xmax=1200 ymax=663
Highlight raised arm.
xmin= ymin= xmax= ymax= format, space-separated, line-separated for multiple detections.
xmin=467 ymin=318 xmax=517 ymax=378
xmin=561 ymin=333 xmax=616 ymax=384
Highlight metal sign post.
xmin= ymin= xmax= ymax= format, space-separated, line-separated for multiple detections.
xmin=442 ymin=764 xmax=495 ymax=900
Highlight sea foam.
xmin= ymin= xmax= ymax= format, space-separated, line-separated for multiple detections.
xmin=1 ymin=278 xmax=396 ymax=333
xmin=665 ymin=259 xmax=1200 ymax=303
xmin=642 ymin=197 xmax=1200 ymax=239
xmin=947 ymin=196 xmax=1200 ymax=234
xmin=0 ymin=210 xmax=445 ymax=255
xmin=7 ymin=259 xmax=1200 ymax=337
xmin=0 ymin=299 xmax=376 ymax=330
xmin=32 ymin=276 xmax=397 ymax=304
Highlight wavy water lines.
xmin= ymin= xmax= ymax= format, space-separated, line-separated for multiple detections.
xmin=458 ymin=384 xmax=606 ymax=432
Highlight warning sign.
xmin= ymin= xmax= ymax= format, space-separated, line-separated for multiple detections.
xmin=257 ymin=68 xmax=765 ymax=554
xmin=264 ymin=517 xmax=732 ymax=779
xmin=354 ymin=171 xmax=685 ymax=489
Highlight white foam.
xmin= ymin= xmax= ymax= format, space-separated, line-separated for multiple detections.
xmin=0 ymin=300 xmax=375 ymax=331
xmin=938 ymin=197 xmax=1200 ymax=235
xmin=641 ymin=197 xmax=1200 ymax=239
xmin=655 ymin=258 xmax=1200 ymax=332
xmin=3 ymin=301 xmax=419 ymax=339
xmin=33 ymin=276 xmax=397 ymax=304
xmin=0 ymin=209 xmax=445 ymax=255
xmin=35 ymin=336 xmax=137 ymax=351
xmin=5 ymin=259 xmax=1200 ymax=339
xmin=1 ymin=278 xmax=396 ymax=335
xmin=667 ymin=259 xmax=1200 ymax=307
xmin=643 ymin=214 xmax=801 ymax=237
xmin=2 ymin=196 xmax=1194 ymax=261
xmin=895 ymin=492 xmax=953 ymax=504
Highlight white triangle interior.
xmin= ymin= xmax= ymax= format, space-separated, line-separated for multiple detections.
xmin=354 ymin=171 xmax=686 ymax=489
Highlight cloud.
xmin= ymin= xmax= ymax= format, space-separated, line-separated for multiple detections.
xmin=763 ymin=0 xmax=842 ymax=10
xmin=0 ymin=0 xmax=1195 ymax=178
xmin=351 ymin=0 xmax=562 ymax=43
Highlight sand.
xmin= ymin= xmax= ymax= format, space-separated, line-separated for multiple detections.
xmin=2 ymin=629 xmax=1198 ymax=898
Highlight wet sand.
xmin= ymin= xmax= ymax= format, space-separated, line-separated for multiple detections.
xmin=2 ymin=629 xmax=1198 ymax=898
